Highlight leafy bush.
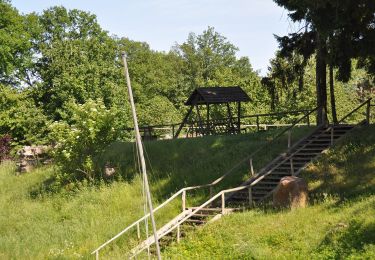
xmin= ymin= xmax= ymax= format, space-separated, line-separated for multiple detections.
xmin=49 ymin=99 xmax=129 ymax=181
xmin=0 ymin=134 xmax=12 ymax=162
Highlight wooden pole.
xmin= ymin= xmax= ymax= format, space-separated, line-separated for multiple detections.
xmin=121 ymin=53 xmax=162 ymax=260
xmin=366 ymin=100 xmax=371 ymax=125
xmin=206 ymin=103 xmax=210 ymax=134
xmin=174 ymin=106 xmax=193 ymax=139
xmin=237 ymin=102 xmax=241 ymax=134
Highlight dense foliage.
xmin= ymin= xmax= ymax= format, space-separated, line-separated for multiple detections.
xmin=272 ymin=0 xmax=375 ymax=123
xmin=49 ymin=99 xmax=129 ymax=181
xmin=0 ymin=1 xmax=374 ymax=180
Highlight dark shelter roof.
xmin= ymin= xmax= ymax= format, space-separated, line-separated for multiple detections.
xmin=185 ymin=86 xmax=250 ymax=105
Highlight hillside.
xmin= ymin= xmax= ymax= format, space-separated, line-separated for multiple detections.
xmin=163 ymin=125 xmax=375 ymax=259
xmin=1 ymin=125 xmax=374 ymax=259
xmin=0 ymin=127 xmax=309 ymax=259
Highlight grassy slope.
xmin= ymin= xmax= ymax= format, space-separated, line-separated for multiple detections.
xmin=0 ymin=127 xmax=310 ymax=259
xmin=164 ymin=125 xmax=375 ymax=259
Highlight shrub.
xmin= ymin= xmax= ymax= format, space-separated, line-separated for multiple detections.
xmin=49 ymin=99 xmax=130 ymax=181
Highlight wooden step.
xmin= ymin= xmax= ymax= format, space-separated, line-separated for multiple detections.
xmin=192 ymin=213 xmax=213 ymax=218
xmin=185 ymin=219 xmax=206 ymax=225
xmin=255 ymin=181 xmax=280 ymax=185
xmin=263 ymin=176 xmax=290 ymax=181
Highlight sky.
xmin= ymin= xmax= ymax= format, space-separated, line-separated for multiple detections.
xmin=12 ymin=0 xmax=298 ymax=75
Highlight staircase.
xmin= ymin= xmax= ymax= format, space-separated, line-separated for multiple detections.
xmin=91 ymin=98 xmax=372 ymax=259
xmin=227 ymin=124 xmax=356 ymax=205
xmin=130 ymin=124 xmax=361 ymax=258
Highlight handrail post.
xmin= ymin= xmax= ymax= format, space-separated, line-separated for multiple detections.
xmin=307 ymin=113 xmax=310 ymax=126
xmin=366 ymin=100 xmax=371 ymax=125
xmin=250 ymin=158 xmax=254 ymax=176
xmin=95 ymin=251 xmax=99 ymax=260
xmin=248 ymin=187 xmax=253 ymax=208
xmin=290 ymin=158 xmax=295 ymax=176
xmin=182 ymin=190 xmax=186 ymax=211
xmin=221 ymin=193 xmax=225 ymax=214
xmin=177 ymin=224 xmax=180 ymax=243
xmin=209 ymin=186 xmax=213 ymax=198
xmin=137 ymin=222 xmax=141 ymax=239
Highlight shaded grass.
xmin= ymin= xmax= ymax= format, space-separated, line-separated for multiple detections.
xmin=0 ymin=127 xmax=311 ymax=258
xmin=163 ymin=125 xmax=375 ymax=259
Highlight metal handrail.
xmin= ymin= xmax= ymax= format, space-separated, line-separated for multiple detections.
xmin=91 ymin=184 xmax=211 ymax=256
xmin=92 ymin=107 xmax=318 ymax=257
xmin=131 ymin=101 xmax=373 ymax=257
xmin=338 ymin=98 xmax=372 ymax=124
xmin=130 ymin=184 xmax=252 ymax=258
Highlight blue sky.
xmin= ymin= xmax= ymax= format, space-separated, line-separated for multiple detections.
xmin=12 ymin=0 xmax=298 ymax=75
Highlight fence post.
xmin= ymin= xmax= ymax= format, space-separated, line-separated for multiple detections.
xmin=250 ymin=158 xmax=254 ymax=176
xmin=256 ymin=116 xmax=260 ymax=132
xmin=182 ymin=190 xmax=186 ymax=211
xmin=221 ymin=193 xmax=225 ymax=214
xmin=366 ymin=100 xmax=371 ymax=125
xmin=248 ymin=187 xmax=253 ymax=207
xmin=287 ymin=130 xmax=291 ymax=148
xmin=172 ymin=125 xmax=175 ymax=138
xmin=209 ymin=186 xmax=213 ymax=198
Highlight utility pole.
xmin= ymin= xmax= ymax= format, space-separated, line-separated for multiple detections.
xmin=121 ymin=52 xmax=161 ymax=260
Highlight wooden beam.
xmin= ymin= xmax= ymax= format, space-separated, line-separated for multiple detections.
xmin=237 ymin=102 xmax=241 ymax=134
xmin=207 ymin=103 xmax=210 ymax=134
xmin=174 ymin=106 xmax=193 ymax=139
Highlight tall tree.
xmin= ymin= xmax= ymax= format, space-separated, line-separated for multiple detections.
xmin=274 ymin=0 xmax=375 ymax=124
xmin=0 ymin=0 xmax=33 ymax=87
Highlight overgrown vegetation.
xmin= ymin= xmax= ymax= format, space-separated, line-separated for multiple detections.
xmin=1 ymin=0 xmax=374 ymax=182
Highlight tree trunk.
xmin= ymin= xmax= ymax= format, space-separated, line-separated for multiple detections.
xmin=316 ymin=32 xmax=328 ymax=125
xmin=329 ymin=64 xmax=338 ymax=124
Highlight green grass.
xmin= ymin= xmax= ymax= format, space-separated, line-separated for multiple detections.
xmin=0 ymin=127 xmax=310 ymax=259
xmin=163 ymin=125 xmax=375 ymax=259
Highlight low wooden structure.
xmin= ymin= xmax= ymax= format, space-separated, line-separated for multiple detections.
xmin=174 ymin=87 xmax=250 ymax=138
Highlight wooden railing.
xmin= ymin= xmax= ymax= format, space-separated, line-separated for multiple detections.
xmin=130 ymin=99 xmax=374 ymax=258
xmin=338 ymin=98 xmax=372 ymax=125
xmin=125 ymin=108 xmax=315 ymax=140
xmin=92 ymin=100 xmax=373 ymax=258
xmin=91 ymin=108 xmax=319 ymax=259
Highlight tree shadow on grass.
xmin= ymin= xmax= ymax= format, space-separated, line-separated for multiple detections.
xmin=301 ymin=125 xmax=375 ymax=207
xmin=313 ymin=219 xmax=375 ymax=259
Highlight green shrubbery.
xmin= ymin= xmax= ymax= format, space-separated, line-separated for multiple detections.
xmin=49 ymin=99 xmax=130 ymax=181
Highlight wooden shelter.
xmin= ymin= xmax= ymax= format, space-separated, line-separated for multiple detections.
xmin=174 ymin=86 xmax=250 ymax=138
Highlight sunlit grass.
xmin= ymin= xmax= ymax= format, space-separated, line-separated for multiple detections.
xmin=0 ymin=128 xmax=310 ymax=258
xmin=163 ymin=125 xmax=375 ymax=259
